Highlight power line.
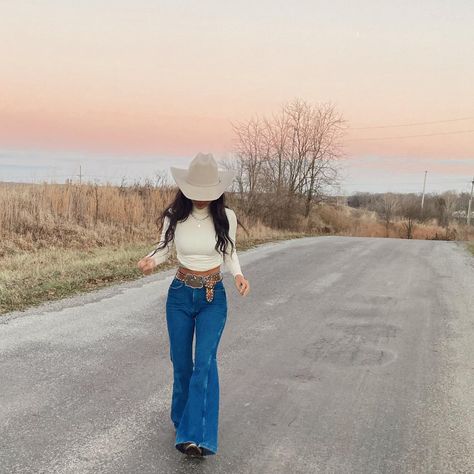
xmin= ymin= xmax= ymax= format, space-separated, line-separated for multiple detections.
xmin=350 ymin=116 xmax=474 ymax=130
xmin=342 ymin=178 xmax=474 ymax=186
xmin=343 ymin=177 xmax=472 ymax=183
xmin=346 ymin=128 xmax=474 ymax=141
xmin=344 ymin=181 xmax=472 ymax=186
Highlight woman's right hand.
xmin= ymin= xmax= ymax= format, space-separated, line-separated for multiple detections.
xmin=137 ymin=256 xmax=156 ymax=275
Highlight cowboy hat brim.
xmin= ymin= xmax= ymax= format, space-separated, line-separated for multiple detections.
xmin=170 ymin=166 xmax=236 ymax=201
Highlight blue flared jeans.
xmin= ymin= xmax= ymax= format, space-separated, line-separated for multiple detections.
xmin=165 ymin=275 xmax=228 ymax=456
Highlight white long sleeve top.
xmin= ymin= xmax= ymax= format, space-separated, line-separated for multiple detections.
xmin=145 ymin=204 xmax=243 ymax=277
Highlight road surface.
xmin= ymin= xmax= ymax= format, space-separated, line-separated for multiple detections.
xmin=1 ymin=236 xmax=473 ymax=473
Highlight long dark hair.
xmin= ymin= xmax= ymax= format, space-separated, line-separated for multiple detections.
xmin=152 ymin=190 xmax=247 ymax=257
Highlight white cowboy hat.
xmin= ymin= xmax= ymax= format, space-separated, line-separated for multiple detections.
xmin=170 ymin=152 xmax=236 ymax=201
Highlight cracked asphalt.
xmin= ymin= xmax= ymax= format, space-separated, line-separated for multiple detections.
xmin=1 ymin=236 xmax=473 ymax=473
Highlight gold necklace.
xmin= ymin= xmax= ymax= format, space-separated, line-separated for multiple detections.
xmin=190 ymin=212 xmax=210 ymax=227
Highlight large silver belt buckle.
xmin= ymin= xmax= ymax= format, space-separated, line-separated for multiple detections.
xmin=185 ymin=274 xmax=204 ymax=288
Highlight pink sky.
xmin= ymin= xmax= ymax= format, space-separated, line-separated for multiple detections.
xmin=0 ymin=1 xmax=473 ymax=192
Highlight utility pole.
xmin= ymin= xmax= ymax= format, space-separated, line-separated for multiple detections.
xmin=468 ymin=176 xmax=474 ymax=226
xmin=421 ymin=170 xmax=427 ymax=212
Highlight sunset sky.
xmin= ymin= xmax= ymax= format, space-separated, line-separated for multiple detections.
xmin=1 ymin=1 xmax=473 ymax=193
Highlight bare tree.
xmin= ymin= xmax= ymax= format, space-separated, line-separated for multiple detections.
xmin=440 ymin=191 xmax=458 ymax=227
xmin=230 ymin=98 xmax=346 ymax=226
xmin=399 ymin=197 xmax=421 ymax=239
xmin=376 ymin=193 xmax=400 ymax=237
xmin=261 ymin=112 xmax=292 ymax=196
xmin=231 ymin=116 xmax=269 ymax=215
xmin=298 ymin=100 xmax=346 ymax=216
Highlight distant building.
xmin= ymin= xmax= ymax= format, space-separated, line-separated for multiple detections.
xmin=452 ymin=210 xmax=474 ymax=220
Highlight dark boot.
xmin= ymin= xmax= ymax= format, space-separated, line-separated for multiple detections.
xmin=183 ymin=442 xmax=203 ymax=457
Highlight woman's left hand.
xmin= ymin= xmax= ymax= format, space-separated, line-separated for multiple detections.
xmin=234 ymin=274 xmax=250 ymax=296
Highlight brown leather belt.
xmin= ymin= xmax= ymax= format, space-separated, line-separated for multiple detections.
xmin=175 ymin=269 xmax=223 ymax=303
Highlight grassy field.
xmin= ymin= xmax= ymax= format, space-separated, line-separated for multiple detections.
xmin=468 ymin=241 xmax=474 ymax=256
xmin=0 ymin=232 xmax=308 ymax=315
xmin=1 ymin=181 xmax=473 ymax=315
xmin=0 ymin=181 xmax=317 ymax=314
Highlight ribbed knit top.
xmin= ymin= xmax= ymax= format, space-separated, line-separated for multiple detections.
xmin=145 ymin=204 xmax=243 ymax=277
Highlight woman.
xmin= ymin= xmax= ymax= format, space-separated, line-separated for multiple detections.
xmin=137 ymin=152 xmax=250 ymax=457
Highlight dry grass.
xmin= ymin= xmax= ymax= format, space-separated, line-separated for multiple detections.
xmin=314 ymin=203 xmax=474 ymax=241
xmin=0 ymin=233 xmax=306 ymax=315
xmin=468 ymin=241 xmax=474 ymax=256
xmin=1 ymin=181 xmax=473 ymax=315
xmin=0 ymin=181 xmax=308 ymax=314
xmin=0 ymin=181 xmax=177 ymax=255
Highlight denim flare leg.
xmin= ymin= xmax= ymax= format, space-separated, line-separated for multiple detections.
xmin=165 ymin=275 xmax=228 ymax=456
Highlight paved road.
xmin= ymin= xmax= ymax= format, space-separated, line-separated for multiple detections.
xmin=1 ymin=236 xmax=473 ymax=474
